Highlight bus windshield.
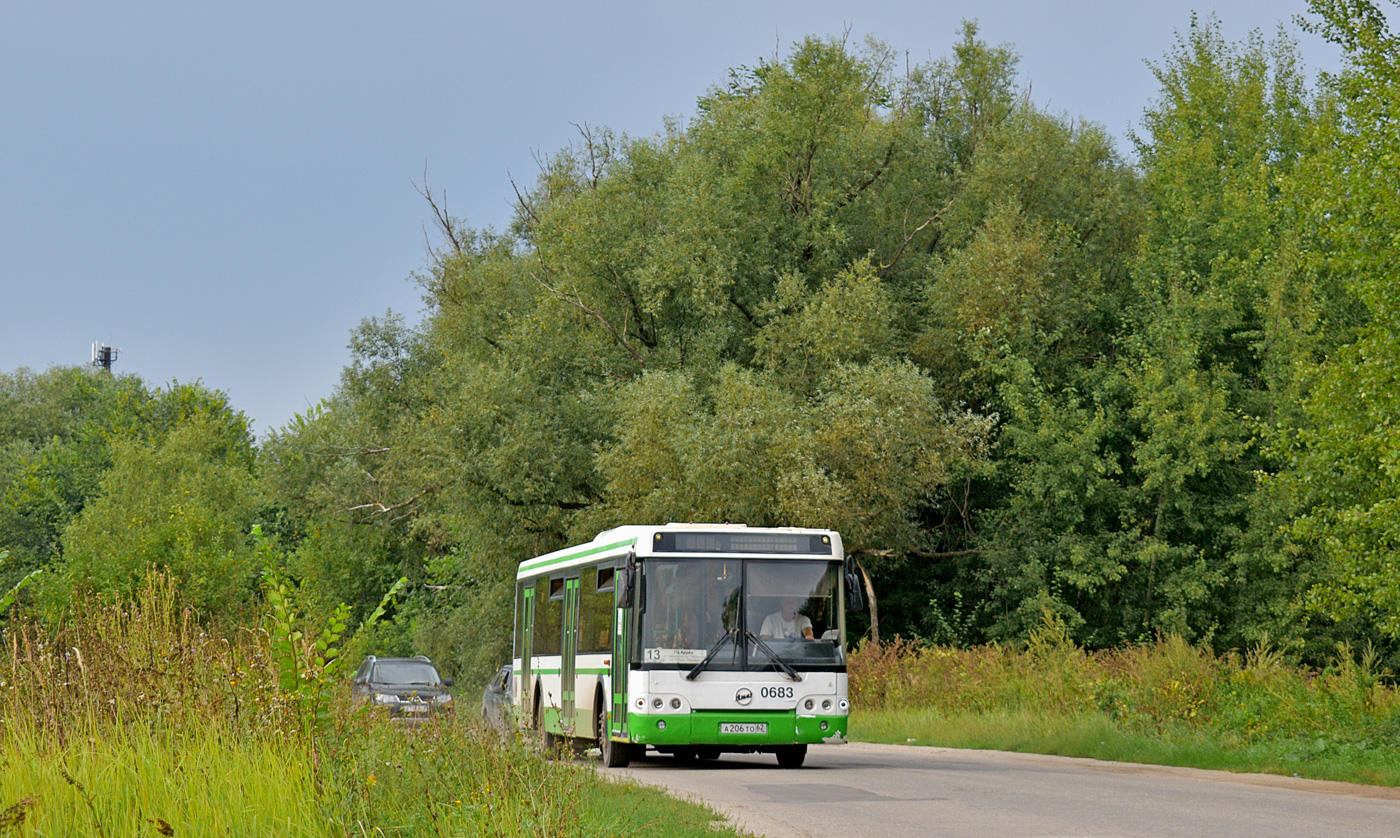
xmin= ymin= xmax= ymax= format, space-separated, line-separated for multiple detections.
xmin=638 ymin=557 xmax=844 ymax=671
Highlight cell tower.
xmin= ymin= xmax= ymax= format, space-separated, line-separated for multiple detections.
xmin=91 ymin=341 xmax=120 ymax=373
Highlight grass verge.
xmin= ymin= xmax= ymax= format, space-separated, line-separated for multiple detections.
xmin=848 ymin=625 xmax=1400 ymax=788
xmin=0 ymin=576 xmax=748 ymax=837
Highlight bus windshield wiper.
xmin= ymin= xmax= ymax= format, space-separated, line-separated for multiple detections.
xmin=746 ymin=631 xmax=803 ymax=682
xmin=685 ymin=628 xmax=738 ymax=680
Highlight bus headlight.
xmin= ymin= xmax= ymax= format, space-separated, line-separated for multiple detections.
xmin=670 ymin=697 xmax=682 ymax=709
xmin=822 ymin=699 xmax=831 ymax=711
xmin=653 ymin=697 xmax=663 ymax=709
xmin=804 ymin=698 xmax=814 ymax=711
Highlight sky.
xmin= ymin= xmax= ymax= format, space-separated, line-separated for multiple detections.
xmin=0 ymin=1 xmax=1350 ymax=438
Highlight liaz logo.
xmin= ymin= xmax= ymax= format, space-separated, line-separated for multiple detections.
xmin=735 ymin=688 xmax=753 ymax=705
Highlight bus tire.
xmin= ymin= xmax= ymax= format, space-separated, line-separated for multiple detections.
xmin=534 ymin=689 xmax=558 ymax=754
xmin=775 ymin=745 xmax=807 ymax=768
xmin=598 ymin=703 xmax=630 ymax=768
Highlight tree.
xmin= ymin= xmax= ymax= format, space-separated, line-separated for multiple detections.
xmin=0 ymin=367 xmax=151 ymax=588
xmin=51 ymin=397 xmax=262 ymax=617
xmin=1283 ymin=0 xmax=1400 ymax=641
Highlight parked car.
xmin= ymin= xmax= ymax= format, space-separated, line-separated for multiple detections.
xmin=351 ymin=655 xmax=454 ymax=719
xmin=481 ymin=663 xmax=514 ymax=733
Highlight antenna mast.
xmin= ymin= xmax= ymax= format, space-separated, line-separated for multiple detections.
xmin=91 ymin=341 xmax=120 ymax=373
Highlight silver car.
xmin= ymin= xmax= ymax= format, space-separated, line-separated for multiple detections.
xmin=481 ymin=663 xmax=514 ymax=733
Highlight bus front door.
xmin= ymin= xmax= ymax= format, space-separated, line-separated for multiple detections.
xmin=610 ymin=598 xmax=629 ymax=740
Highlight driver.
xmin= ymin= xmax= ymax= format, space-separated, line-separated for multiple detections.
xmin=759 ymin=596 xmax=814 ymax=640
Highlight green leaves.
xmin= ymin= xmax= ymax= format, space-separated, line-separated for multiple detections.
xmin=591 ymin=360 xmax=992 ymax=557
xmin=263 ymin=539 xmax=409 ymax=732
xmin=54 ymin=412 xmax=262 ymax=618
xmin=0 ymin=565 xmax=40 ymax=614
xmin=1273 ymin=1 xmax=1400 ymax=641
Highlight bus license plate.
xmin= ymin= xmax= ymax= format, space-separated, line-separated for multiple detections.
xmin=720 ymin=722 xmax=767 ymax=735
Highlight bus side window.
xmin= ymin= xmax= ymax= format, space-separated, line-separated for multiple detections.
xmin=536 ymin=577 xmax=563 ymax=656
xmin=578 ymin=564 xmax=614 ymax=654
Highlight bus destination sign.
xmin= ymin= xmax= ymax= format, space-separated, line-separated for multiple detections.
xmin=652 ymin=531 xmax=833 ymax=555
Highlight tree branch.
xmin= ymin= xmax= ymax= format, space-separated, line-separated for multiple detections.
xmin=530 ymin=270 xmax=647 ymax=369
xmin=346 ymin=486 xmax=436 ymax=517
xmin=879 ymin=196 xmax=951 ymax=275
xmin=412 ymin=165 xmax=468 ymax=259
xmin=852 ymin=546 xmax=980 ymax=559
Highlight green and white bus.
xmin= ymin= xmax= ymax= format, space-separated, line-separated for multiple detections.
xmin=513 ymin=523 xmax=862 ymax=768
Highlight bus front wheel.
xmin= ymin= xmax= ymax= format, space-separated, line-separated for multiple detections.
xmin=775 ymin=745 xmax=807 ymax=768
xmin=598 ymin=704 xmax=630 ymax=768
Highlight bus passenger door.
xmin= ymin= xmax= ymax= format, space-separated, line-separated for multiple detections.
xmin=610 ymin=597 xmax=629 ymax=739
xmin=561 ymin=576 xmax=580 ymax=731
xmin=520 ymin=585 xmax=535 ymax=727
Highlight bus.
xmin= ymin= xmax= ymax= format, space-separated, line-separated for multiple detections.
xmin=512 ymin=523 xmax=862 ymax=768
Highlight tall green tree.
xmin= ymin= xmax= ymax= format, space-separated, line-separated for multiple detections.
xmin=975 ymin=17 xmax=1337 ymax=649
xmin=1283 ymin=0 xmax=1400 ymax=641
xmin=48 ymin=386 xmax=261 ymax=617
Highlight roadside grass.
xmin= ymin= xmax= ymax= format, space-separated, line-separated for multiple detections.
xmin=2 ymin=715 xmax=332 ymax=837
xmin=0 ymin=577 xmax=747 ymax=837
xmin=848 ymin=625 xmax=1400 ymax=787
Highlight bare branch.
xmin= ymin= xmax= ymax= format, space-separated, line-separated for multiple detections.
xmin=571 ymin=121 xmax=607 ymax=188
xmin=412 ymin=165 xmax=468 ymax=258
xmin=530 ymin=270 xmax=647 ymax=369
xmin=346 ymin=486 xmax=436 ymax=517
xmin=852 ymin=546 xmax=980 ymax=559
xmin=879 ymin=196 xmax=951 ymax=275
xmin=509 ymin=171 xmax=541 ymax=227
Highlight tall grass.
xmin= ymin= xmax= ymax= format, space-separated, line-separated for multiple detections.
xmin=848 ymin=623 xmax=1400 ymax=785
xmin=0 ymin=575 xmax=747 ymax=837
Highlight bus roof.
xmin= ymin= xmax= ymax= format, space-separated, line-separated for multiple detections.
xmin=515 ymin=523 xmax=843 ymax=579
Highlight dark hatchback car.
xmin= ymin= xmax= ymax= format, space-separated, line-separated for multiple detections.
xmin=481 ymin=663 xmax=514 ymax=733
xmin=352 ymin=655 xmax=454 ymax=719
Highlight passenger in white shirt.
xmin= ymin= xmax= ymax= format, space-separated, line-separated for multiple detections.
xmin=759 ymin=597 xmax=814 ymax=640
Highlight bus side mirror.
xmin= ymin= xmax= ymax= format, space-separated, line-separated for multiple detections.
xmin=618 ymin=552 xmax=637 ymax=609
xmin=844 ymin=556 xmax=864 ymax=612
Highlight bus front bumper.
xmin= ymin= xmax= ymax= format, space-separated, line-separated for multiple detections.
xmin=625 ymin=710 xmax=848 ymax=746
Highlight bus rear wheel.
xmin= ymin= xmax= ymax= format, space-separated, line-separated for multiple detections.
xmin=775 ymin=745 xmax=807 ymax=768
xmin=535 ymin=691 xmax=559 ymax=755
xmin=598 ymin=704 xmax=630 ymax=768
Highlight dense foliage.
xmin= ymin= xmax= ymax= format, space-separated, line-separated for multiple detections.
xmin=5 ymin=2 xmax=1400 ymax=681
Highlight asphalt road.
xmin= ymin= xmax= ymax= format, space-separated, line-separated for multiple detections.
xmin=614 ymin=742 xmax=1400 ymax=837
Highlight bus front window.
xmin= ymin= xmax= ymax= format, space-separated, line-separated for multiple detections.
xmin=638 ymin=557 xmax=844 ymax=671
xmin=639 ymin=559 xmax=741 ymax=667
xmin=745 ymin=560 xmax=844 ymax=668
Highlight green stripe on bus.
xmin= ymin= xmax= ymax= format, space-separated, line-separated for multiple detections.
xmin=518 ymin=538 xmax=636 ymax=576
